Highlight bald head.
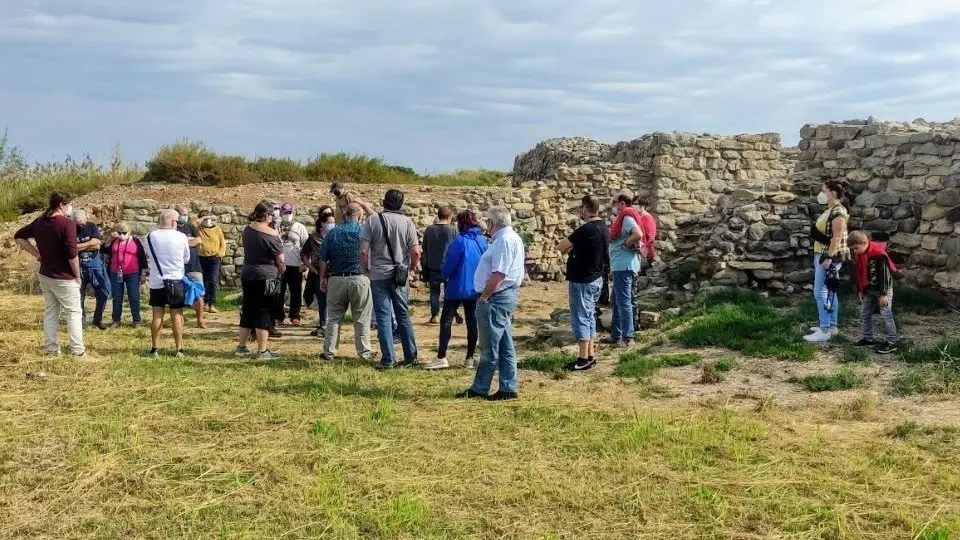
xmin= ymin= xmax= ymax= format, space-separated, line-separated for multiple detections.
xmin=159 ymin=209 xmax=179 ymax=228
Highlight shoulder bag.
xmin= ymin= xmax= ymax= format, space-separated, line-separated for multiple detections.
xmin=378 ymin=213 xmax=409 ymax=287
xmin=145 ymin=232 xmax=187 ymax=307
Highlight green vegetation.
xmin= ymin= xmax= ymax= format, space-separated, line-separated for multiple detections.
xmin=792 ymin=368 xmax=865 ymax=392
xmin=670 ymin=289 xmax=815 ymax=361
xmin=518 ymin=353 xmax=574 ymax=373
xmin=841 ymin=343 xmax=869 ymax=363
xmin=0 ymin=132 xmax=139 ymax=221
xmin=714 ymin=356 xmax=738 ymax=372
xmin=895 ymin=286 xmax=949 ymax=314
xmin=614 ymin=351 xmax=702 ymax=379
xmin=143 ymin=140 xmax=507 ymax=188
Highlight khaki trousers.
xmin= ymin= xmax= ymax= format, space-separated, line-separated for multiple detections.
xmin=324 ymin=275 xmax=373 ymax=360
xmin=38 ymin=274 xmax=85 ymax=356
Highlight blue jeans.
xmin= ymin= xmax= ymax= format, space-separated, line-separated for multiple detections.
xmin=370 ymin=279 xmax=418 ymax=366
xmin=610 ymin=271 xmax=636 ymax=342
xmin=861 ymin=290 xmax=897 ymax=343
xmin=111 ymin=272 xmax=142 ymax=324
xmin=813 ymin=254 xmax=842 ymax=329
xmin=569 ymin=278 xmax=602 ymax=341
xmin=199 ymin=256 xmax=221 ymax=306
xmin=471 ymin=288 xmax=519 ymax=395
xmin=80 ymin=266 xmax=108 ymax=327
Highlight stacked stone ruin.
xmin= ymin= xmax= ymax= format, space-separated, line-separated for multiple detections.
xmin=47 ymin=119 xmax=960 ymax=314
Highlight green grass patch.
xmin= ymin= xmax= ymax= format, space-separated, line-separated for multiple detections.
xmin=714 ymin=356 xmax=739 ymax=372
xmin=792 ymin=368 xmax=864 ymax=392
xmin=214 ymin=289 xmax=243 ymax=311
xmin=671 ymin=290 xmax=815 ymax=361
xmin=614 ymin=351 xmax=702 ymax=379
xmin=892 ymin=365 xmax=960 ymax=396
xmin=518 ymin=353 xmax=574 ymax=373
xmin=841 ymin=344 xmax=870 ymax=363
xmin=143 ymin=140 xmax=507 ymax=188
xmin=895 ymin=286 xmax=949 ymax=315
xmin=900 ymin=339 xmax=960 ymax=364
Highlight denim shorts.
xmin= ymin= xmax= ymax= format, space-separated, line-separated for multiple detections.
xmin=568 ymin=278 xmax=602 ymax=341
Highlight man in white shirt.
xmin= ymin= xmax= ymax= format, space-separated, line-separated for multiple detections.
xmin=276 ymin=202 xmax=309 ymax=326
xmin=143 ymin=209 xmax=191 ymax=358
xmin=456 ymin=205 xmax=525 ymax=401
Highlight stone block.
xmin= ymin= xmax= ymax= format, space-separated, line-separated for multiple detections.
xmin=931 ymin=219 xmax=953 ymax=234
xmin=891 ymin=233 xmax=922 ymax=248
xmin=889 ymin=178 xmax=912 ymax=192
xmin=937 ymin=188 xmax=960 ymax=207
xmin=898 ymin=218 xmax=920 ymax=233
xmin=637 ymin=311 xmax=662 ymax=330
xmin=787 ymin=269 xmax=814 ymax=283
xmin=711 ymin=269 xmax=748 ymax=286
xmin=922 ymin=236 xmax=941 ymax=251
xmin=904 ymin=165 xmax=929 ymax=176
xmin=728 ymin=260 xmax=774 ymax=270
xmin=875 ymin=191 xmax=901 ymax=206
xmin=865 ymin=219 xmax=898 ymax=232
xmin=933 ymin=271 xmax=960 ymax=291
xmin=922 ymin=204 xmax=947 ymax=221
xmin=947 ymin=206 xmax=960 ymax=223
xmin=124 ymin=199 xmax=159 ymax=210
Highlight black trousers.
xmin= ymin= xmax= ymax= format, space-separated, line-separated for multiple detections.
xmin=437 ymin=299 xmax=478 ymax=360
xmin=275 ymin=266 xmax=303 ymax=322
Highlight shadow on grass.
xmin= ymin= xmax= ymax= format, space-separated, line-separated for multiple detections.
xmin=262 ymin=378 xmax=450 ymax=401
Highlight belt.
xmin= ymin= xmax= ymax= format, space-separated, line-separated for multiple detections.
xmin=330 ymin=272 xmax=363 ymax=277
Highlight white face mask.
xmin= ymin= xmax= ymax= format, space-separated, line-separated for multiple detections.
xmin=817 ymin=191 xmax=829 ymax=205
xmin=64 ymin=205 xmax=74 ymax=217
xmin=202 ymin=218 xmax=214 ymax=228
xmin=282 ymin=214 xmax=293 ymax=223
xmin=612 ymin=205 xmax=620 ymax=216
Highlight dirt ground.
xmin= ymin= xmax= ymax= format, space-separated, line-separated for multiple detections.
xmin=28 ymin=279 xmax=947 ymax=427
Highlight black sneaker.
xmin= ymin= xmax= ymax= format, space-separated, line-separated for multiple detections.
xmin=269 ymin=329 xmax=282 ymax=339
xmin=875 ymin=342 xmax=898 ymax=355
xmin=454 ymin=388 xmax=487 ymax=399
xmin=397 ymin=358 xmax=419 ymax=369
xmin=856 ymin=338 xmax=877 ymax=347
xmin=94 ymin=322 xmax=108 ymax=330
xmin=566 ymin=358 xmax=596 ymax=371
xmin=488 ymin=391 xmax=518 ymax=401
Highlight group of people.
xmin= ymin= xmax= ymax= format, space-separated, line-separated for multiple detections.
xmin=14 ymin=178 xmax=902 ymax=401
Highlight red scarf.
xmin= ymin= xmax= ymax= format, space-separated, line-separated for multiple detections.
xmin=610 ymin=207 xmax=643 ymax=240
xmin=854 ymin=241 xmax=897 ymax=291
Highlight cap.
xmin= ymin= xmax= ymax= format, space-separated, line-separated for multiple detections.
xmin=280 ymin=203 xmax=294 ymax=214
xmin=330 ymin=181 xmax=344 ymax=194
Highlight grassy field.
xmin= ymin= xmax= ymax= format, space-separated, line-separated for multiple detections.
xmin=1 ymin=285 xmax=959 ymax=539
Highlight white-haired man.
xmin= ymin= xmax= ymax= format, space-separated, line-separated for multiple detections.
xmin=73 ymin=209 xmax=110 ymax=330
xmin=456 ymin=206 xmax=525 ymax=401
xmin=144 ymin=209 xmax=191 ymax=358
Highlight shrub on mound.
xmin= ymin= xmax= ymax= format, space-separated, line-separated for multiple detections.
xmin=143 ymin=140 xmax=506 ymax=187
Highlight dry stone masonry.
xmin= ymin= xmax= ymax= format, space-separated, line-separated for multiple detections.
xmin=12 ymin=118 xmax=956 ymax=303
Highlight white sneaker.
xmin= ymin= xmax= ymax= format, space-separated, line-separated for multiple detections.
xmin=465 ymin=357 xmax=476 ymax=369
xmin=803 ymin=328 xmax=832 ymax=343
xmin=423 ymin=358 xmax=449 ymax=370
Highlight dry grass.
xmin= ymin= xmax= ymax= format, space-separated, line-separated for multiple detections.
xmin=1 ymin=288 xmax=960 ymax=539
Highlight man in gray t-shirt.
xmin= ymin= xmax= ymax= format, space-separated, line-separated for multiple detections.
xmin=360 ymin=189 xmax=422 ymax=370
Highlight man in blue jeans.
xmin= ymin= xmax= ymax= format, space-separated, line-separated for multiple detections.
xmin=74 ymin=210 xmax=110 ymax=330
xmin=456 ymin=206 xmax=526 ymax=401
xmin=558 ymin=195 xmax=610 ymax=371
xmin=359 ymin=190 xmax=421 ymax=370
xmin=606 ymin=191 xmax=644 ymax=348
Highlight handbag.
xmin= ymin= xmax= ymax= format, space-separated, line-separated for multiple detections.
xmin=145 ymin=232 xmax=187 ymax=307
xmin=378 ymin=212 xmax=409 ymax=287
xmin=264 ymin=276 xmax=282 ymax=298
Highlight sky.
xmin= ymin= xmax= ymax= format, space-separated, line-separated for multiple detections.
xmin=2 ymin=0 xmax=960 ymax=173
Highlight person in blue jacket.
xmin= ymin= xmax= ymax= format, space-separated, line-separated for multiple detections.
xmin=424 ymin=210 xmax=488 ymax=371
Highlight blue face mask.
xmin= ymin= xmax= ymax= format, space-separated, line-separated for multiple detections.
xmin=324 ymin=223 xmax=336 ymax=232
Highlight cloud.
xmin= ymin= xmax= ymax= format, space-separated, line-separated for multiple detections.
xmin=1 ymin=0 xmax=960 ymax=171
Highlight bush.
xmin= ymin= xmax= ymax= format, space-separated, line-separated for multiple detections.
xmin=142 ymin=141 xmax=507 ymax=188
xmin=613 ymin=352 xmax=701 ymax=379
xmin=671 ymin=293 xmax=815 ymax=361
xmin=792 ymin=368 xmax=864 ymax=392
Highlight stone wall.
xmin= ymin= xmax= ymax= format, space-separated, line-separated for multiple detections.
xmin=87 ymin=185 xmax=574 ymax=287
xmin=793 ymin=119 xmax=960 ymax=291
